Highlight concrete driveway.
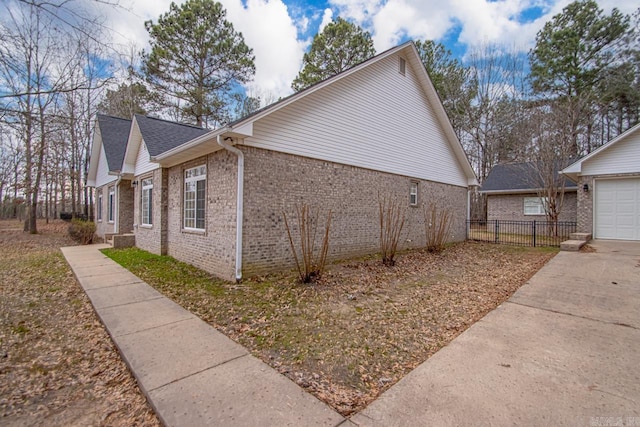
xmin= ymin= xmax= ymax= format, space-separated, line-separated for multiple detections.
xmin=352 ymin=240 xmax=640 ymax=426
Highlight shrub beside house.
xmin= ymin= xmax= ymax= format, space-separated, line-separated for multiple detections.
xmin=87 ymin=41 xmax=479 ymax=281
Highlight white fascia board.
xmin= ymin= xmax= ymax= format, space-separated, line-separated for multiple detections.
xmin=87 ymin=121 xmax=102 ymax=186
xmin=121 ymin=118 xmax=142 ymax=175
xmin=561 ymin=122 xmax=640 ymax=177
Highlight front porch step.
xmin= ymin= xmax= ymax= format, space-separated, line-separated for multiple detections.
xmin=560 ymin=239 xmax=587 ymax=251
xmin=569 ymin=232 xmax=592 ymax=241
xmin=112 ymin=233 xmax=135 ymax=249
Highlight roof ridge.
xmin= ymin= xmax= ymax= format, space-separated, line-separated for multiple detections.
xmin=135 ymin=113 xmax=208 ymax=130
xmin=97 ymin=113 xmax=132 ymax=122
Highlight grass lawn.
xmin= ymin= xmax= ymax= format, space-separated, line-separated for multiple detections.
xmin=103 ymin=241 xmax=556 ymax=416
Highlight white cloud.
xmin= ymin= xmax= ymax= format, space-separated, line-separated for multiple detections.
xmin=330 ymin=0 xmax=637 ymax=54
xmin=98 ymin=0 xmax=305 ymax=99
xmin=319 ymin=8 xmax=333 ymax=32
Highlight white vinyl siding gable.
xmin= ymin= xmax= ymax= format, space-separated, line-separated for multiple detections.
xmin=134 ymin=140 xmax=159 ymax=176
xmin=95 ymin=145 xmax=117 ymax=188
xmin=582 ymin=130 xmax=640 ymax=176
xmin=243 ymin=54 xmax=468 ymax=188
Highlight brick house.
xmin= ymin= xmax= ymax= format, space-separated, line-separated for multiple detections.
xmin=562 ymin=123 xmax=640 ymax=241
xmin=89 ymin=41 xmax=478 ymax=281
xmin=87 ymin=114 xmax=134 ymax=240
xmin=481 ymin=162 xmax=578 ymax=222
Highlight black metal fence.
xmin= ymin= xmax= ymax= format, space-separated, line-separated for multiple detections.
xmin=467 ymin=220 xmax=577 ymax=248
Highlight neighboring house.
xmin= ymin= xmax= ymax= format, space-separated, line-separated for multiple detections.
xmin=481 ymin=162 xmax=577 ymax=222
xmin=88 ymin=41 xmax=478 ymax=281
xmin=562 ymin=123 xmax=640 ymax=241
xmin=86 ymin=114 xmax=134 ymax=239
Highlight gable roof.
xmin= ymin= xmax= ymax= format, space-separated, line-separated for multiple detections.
xmin=87 ymin=114 xmax=132 ymax=186
xmin=482 ymin=162 xmax=577 ymax=194
xmin=151 ymin=41 xmax=478 ymax=186
xmin=134 ymin=114 xmax=210 ymax=157
xmin=120 ymin=114 xmax=210 ymax=177
xmin=97 ymin=114 xmax=131 ymax=172
xmin=562 ymin=122 xmax=640 ymax=180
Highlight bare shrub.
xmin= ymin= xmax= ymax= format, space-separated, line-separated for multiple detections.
xmin=378 ymin=194 xmax=406 ymax=266
xmin=424 ymin=203 xmax=452 ymax=253
xmin=68 ymin=219 xmax=96 ymax=245
xmin=283 ymin=203 xmax=332 ymax=283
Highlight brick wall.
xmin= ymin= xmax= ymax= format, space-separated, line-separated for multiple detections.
xmin=240 ymin=146 xmax=468 ymax=276
xmin=134 ymin=168 xmax=168 ymax=255
xmin=118 ymin=180 xmax=134 ymax=234
xmin=166 ymin=152 xmax=238 ymax=281
xmin=487 ymin=192 xmax=577 ymax=222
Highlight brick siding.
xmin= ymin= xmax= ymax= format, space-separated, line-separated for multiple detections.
xmin=240 ymin=146 xmax=468 ymax=276
xmin=166 ymin=152 xmax=238 ymax=281
xmin=487 ymin=192 xmax=577 ymax=223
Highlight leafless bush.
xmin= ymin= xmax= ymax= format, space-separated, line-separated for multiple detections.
xmin=424 ymin=203 xmax=452 ymax=253
xmin=283 ymin=203 xmax=332 ymax=283
xmin=68 ymin=219 xmax=96 ymax=245
xmin=379 ymin=194 xmax=406 ymax=266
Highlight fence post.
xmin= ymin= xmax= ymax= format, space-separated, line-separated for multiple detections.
xmin=533 ymin=221 xmax=536 ymax=247
xmin=495 ymin=220 xmax=499 ymax=244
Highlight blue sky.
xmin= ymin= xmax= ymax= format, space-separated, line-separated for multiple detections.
xmin=99 ymin=0 xmax=634 ymax=99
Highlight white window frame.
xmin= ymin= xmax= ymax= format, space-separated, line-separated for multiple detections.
xmin=524 ymin=196 xmax=547 ymax=216
xmin=107 ymin=186 xmax=115 ymax=223
xmin=141 ymin=177 xmax=153 ymax=227
xmin=184 ymin=165 xmax=206 ymax=231
xmin=97 ymin=192 xmax=103 ymax=222
xmin=409 ymin=181 xmax=418 ymax=206
xmin=399 ymin=57 xmax=406 ymax=76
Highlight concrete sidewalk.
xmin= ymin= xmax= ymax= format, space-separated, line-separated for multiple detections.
xmin=61 ymin=244 xmax=350 ymax=427
xmin=352 ymin=240 xmax=640 ymax=426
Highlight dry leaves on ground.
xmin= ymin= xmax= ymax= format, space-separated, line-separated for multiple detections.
xmin=0 ymin=220 xmax=159 ymax=426
xmin=105 ymin=240 xmax=556 ymax=416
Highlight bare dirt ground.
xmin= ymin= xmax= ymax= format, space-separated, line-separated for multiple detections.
xmin=0 ymin=220 xmax=158 ymax=427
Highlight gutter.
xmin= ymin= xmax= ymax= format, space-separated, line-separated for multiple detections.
xmin=217 ymin=134 xmax=244 ymax=282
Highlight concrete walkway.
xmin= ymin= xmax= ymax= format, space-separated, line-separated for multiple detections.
xmin=352 ymin=240 xmax=640 ymax=426
xmin=61 ymin=244 xmax=350 ymax=427
xmin=63 ymin=241 xmax=640 ymax=426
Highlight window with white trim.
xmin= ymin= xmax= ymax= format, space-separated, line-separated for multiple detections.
xmin=524 ymin=197 xmax=547 ymax=215
xmin=409 ymin=182 xmax=418 ymax=206
xmin=97 ymin=193 xmax=103 ymax=221
xmin=399 ymin=57 xmax=406 ymax=76
xmin=108 ymin=186 xmax=115 ymax=222
xmin=141 ymin=177 xmax=153 ymax=226
xmin=184 ymin=165 xmax=206 ymax=230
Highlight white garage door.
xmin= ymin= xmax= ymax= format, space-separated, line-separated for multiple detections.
xmin=594 ymin=178 xmax=640 ymax=240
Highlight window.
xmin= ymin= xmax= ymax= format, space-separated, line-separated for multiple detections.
xmin=108 ymin=186 xmax=115 ymax=223
xmin=399 ymin=57 xmax=406 ymax=75
xmin=524 ymin=197 xmax=547 ymax=215
xmin=141 ymin=177 xmax=153 ymax=226
xmin=409 ymin=182 xmax=418 ymax=206
xmin=184 ymin=165 xmax=206 ymax=230
xmin=97 ymin=193 xmax=103 ymax=221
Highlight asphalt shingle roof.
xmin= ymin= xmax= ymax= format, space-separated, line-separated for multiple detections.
xmin=481 ymin=162 xmax=577 ymax=192
xmin=97 ymin=114 xmax=132 ymax=173
xmin=134 ymin=114 xmax=210 ymax=157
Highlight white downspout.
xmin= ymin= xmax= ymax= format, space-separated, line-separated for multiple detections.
xmin=217 ymin=134 xmax=244 ymax=282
